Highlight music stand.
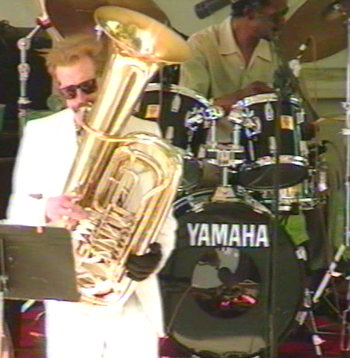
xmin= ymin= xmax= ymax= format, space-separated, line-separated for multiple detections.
xmin=0 ymin=224 xmax=80 ymax=354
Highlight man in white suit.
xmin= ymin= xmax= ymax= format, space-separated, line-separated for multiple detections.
xmin=7 ymin=35 xmax=177 ymax=358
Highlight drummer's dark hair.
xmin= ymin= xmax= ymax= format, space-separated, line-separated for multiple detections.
xmin=231 ymin=0 xmax=270 ymax=18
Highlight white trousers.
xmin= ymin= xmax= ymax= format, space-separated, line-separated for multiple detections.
xmin=45 ymin=295 xmax=159 ymax=358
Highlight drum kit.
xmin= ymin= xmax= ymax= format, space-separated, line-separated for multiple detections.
xmin=133 ymin=2 xmax=349 ymax=358
xmin=141 ymin=80 xmax=327 ymax=357
xmin=6 ymin=0 xmax=350 ymax=357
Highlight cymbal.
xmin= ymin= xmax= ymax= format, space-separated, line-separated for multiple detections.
xmin=45 ymin=0 xmax=170 ymax=38
xmin=315 ymin=116 xmax=346 ymax=125
xmin=278 ymin=0 xmax=348 ymax=62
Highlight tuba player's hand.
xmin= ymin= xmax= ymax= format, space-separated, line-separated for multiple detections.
xmin=45 ymin=194 xmax=88 ymax=227
xmin=125 ymin=242 xmax=162 ymax=282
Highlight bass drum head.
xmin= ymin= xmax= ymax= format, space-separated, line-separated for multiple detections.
xmin=160 ymin=190 xmax=305 ymax=358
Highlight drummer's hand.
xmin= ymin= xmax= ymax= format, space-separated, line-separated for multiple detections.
xmin=45 ymin=194 xmax=88 ymax=226
xmin=241 ymin=81 xmax=275 ymax=98
xmin=213 ymin=82 xmax=275 ymax=114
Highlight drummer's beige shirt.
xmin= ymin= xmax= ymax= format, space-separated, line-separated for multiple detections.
xmin=180 ymin=17 xmax=280 ymax=143
xmin=180 ymin=17 xmax=280 ymax=100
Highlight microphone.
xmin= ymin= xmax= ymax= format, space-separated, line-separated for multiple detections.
xmin=195 ymin=0 xmax=231 ymax=19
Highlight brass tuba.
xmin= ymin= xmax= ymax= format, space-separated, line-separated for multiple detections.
xmin=64 ymin=6 xmax=191 ymax=305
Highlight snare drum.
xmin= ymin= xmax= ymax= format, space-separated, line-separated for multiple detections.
xmin=160 ymin=189 xmax=305 ymax=357
xmin=135 ymin=84 xmax=213 ymax=192
xmin=230 ymin=93 xmax=309 ymax=190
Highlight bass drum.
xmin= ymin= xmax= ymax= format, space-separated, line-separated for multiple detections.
xmin=160 ymin=190 xmax=305 ymax=358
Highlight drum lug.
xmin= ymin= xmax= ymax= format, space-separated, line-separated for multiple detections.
xmin=186 ymin=107 xmax=205 ymax=131
xmin=171 ymin=93 xmax=182 ymax=112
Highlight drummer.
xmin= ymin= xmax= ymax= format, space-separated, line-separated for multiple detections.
xmin=180 ymin=0 xmax=288 ymax=142
xmin=179 ymin=0 xmax=329 ymax=277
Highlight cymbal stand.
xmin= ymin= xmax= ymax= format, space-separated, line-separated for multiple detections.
xmin=297 ymin=288 xmax=326 ymax=356
xmin=312 ymin=245 xmax=346 ymax=304
xmin=311 ymin=11 xmax=350 ymax=353
xmin=340 ymin=275 xmax=350 ymax=352
xmin=17 ymin=16 xmax=51 ymax=135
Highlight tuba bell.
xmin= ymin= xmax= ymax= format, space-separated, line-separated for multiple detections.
xmin=63 ymin=6 xmax=192 ymax=305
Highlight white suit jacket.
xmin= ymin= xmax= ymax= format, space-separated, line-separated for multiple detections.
xmin=6 ymin=108 xmax=177 ymax=335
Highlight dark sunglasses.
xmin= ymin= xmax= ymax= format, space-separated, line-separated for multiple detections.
xmin=59 ymin=78 xmax=98 ymax=100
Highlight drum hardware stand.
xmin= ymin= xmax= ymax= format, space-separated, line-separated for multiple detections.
xmin=272 ymin=37 xmax=319 ymax=122
xmin=17 ymin=16 xmax=52 ymax=135
xmin=296 ymin=287 xmax=326 ymax=356
xmin=309 ymin=10 xmax=350 ymax=353
xmin=205 ymin=116 xmax=244 ymax=202
xmin=312 ymin=245 xmax=346 ymax=304
xmin=0 ymin=238 xmax=8 ymax=356
xmin=340 ymin=275 xmax=350 ymax=353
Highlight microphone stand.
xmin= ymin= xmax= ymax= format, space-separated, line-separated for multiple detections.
xmin=340 ymin=11 xmax=350 ymax=353
xmin=17 ymin=16 xmax=51 ymax=136
xmin=264 ymin=38 xmax=290 ymax=358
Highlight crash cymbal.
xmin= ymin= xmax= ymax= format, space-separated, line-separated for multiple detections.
xmin=45 ymin=0 xmax=170 ymax=38
xmin=323 ymin=116 xmax=347 ymax=121
xmin=278 ymin=0 xmax=348 ymax=62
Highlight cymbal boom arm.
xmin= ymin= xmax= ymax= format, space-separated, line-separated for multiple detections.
xmin=271 ymin=38 xmax=319 ymax=121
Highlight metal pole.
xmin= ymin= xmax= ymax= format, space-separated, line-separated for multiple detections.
xmin=340 ymin=13 xmax=350 ymax=353
xmin=17 ymin=16 xmax=52 ymax=136
xmin=344 ymin=15 xmax=350 ymax=247
xmin=0 ymin=238 xmax=9 ymax=357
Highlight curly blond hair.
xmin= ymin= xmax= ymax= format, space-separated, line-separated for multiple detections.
xmin=45 ymin=34 xmax=109 ymax=78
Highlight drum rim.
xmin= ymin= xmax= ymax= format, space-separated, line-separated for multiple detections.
xmin=174 ymin=188 xmax=273 ymax=215
xmin=235 ymin=93 xmax=300 ymax=107
xmin=145 ymin=82 xmax=212 ymax=108
xmin=238 ymin=155 xmax=309 ymax=189
xmin=240 ymin=155 xmax=309 ymax=170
